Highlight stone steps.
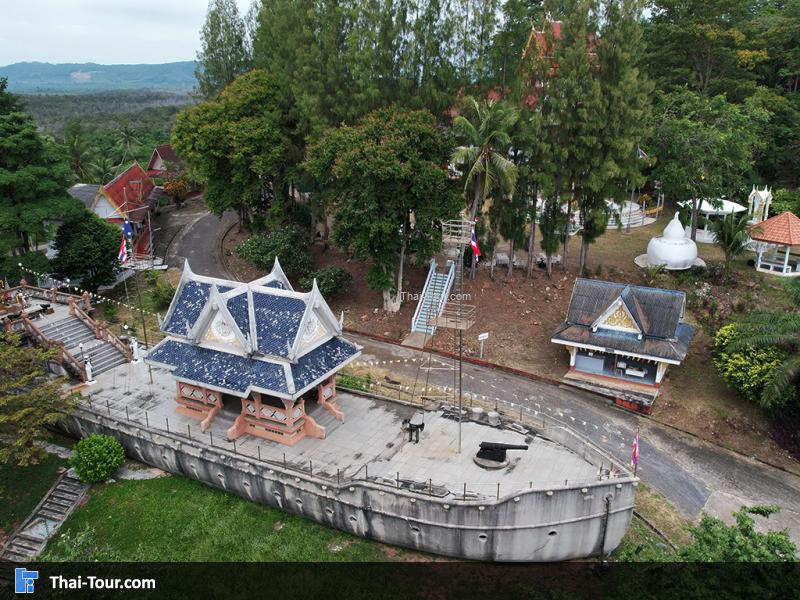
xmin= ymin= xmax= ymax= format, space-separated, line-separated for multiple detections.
xmin=0 ymin=471 xmax=89 ymax=561
xmin=38 ymin=315 xmax=128 ymax=377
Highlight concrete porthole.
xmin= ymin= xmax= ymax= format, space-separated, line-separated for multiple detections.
xmin=546 ymin=491 xmax=553 ymax=496
xmin=410 ymin=525 xmax=421 ymax=534
xmin=478 ymin=533 xmax=488 ymax=543
xmin=478 ymin=506 xmax=485 ymax=511
xmin=548 ymin=530 xmax=558 ymax=537
xmin=217 ymin=472 xmax=224 ymax=479
xmin=243 ymin=481 xmax=251 ymax=487
xmin=296 ymin=498 xmax=303 ymax=507
xmin=325 ymin=507 xmax=334 ymax=517
xmin=349 ymin=515 xmax=358 ymax=524
xmin=273 ymin=491 xmax=281 ymax=500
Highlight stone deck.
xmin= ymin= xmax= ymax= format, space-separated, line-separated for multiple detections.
xmin=80 ymin=360 xmax=603 ymax=498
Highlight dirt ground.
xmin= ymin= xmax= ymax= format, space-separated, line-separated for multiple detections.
xmin=221 ymin=216 xmax=800 ymax=472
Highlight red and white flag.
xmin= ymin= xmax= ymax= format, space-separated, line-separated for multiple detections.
xmin=631 ymin=430 xmax=639 ymax=467
xmin=117 ymin=235 xmax=128 ymax=264
xmin=470 ymin=228 xmax=481 ymax=261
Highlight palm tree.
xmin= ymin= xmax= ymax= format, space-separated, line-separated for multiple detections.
xmin=115 ymin=123 xmax=139 ymax=173
xmin=451 ymin=97 xmax=519 ymax=277
xmin=89 ymin=156 xmax=117 ymax=185
xmin=711 ymin=212 xmax=751 ymax=275
xmin=65 ymin=131 xmax=93 ymax=181
xmin=728 ymin=311 xmax=800 ymax=408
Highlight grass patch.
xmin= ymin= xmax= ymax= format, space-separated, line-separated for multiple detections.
xmin=0 ymin=454 xmax=67 ymax=534
xmin=42 ymin=475 xmax=401 ymax=561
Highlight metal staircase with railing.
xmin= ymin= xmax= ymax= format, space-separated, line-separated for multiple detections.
xmin=411 ymin=260 xmax=455 ymax=336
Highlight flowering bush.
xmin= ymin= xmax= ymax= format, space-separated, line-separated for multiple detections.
xmin=713 ymin=323 xmax=794 ymax=408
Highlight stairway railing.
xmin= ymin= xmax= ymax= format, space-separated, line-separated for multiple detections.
xmin=411 ymin=260 xmax=437 ymax=332
xmin=20 ymin=316 xmax=87 ymax=382
xmin=70 ymin=301 xmax=132 ymax=361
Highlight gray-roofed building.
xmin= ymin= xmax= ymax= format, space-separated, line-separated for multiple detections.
xmin=551 ymin=278 xmax=694 ymax=411
xmin=146 ymin=259 xmax=361 ymax=445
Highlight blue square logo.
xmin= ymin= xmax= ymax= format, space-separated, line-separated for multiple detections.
xmin=14 ymin=568 xmax=38 ymax=594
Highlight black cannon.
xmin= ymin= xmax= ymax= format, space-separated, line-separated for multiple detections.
xmin=476 ymin=442 xmax=528 ymax=464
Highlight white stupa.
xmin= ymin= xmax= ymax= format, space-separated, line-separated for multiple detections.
xmin=635 ymin=212 xmax=705 ymax=270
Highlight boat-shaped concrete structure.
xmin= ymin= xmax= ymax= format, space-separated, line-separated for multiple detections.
xmin=62 ymin=357 xmax=637 ymax=562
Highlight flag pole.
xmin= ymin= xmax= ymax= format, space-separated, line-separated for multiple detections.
xmin=634 ymin=426 xmax=639 ymax=477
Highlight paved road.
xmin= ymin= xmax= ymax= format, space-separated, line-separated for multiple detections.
xmin=163 ymin=204 xmax=800 ymax=545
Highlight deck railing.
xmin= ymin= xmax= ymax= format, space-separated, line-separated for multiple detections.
xmin=20 ymin=316 xmax=86 ymax=382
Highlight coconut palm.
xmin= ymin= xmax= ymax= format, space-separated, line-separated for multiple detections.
xmin=115 ymin=123 xmax=139 ymax=173
xmin=451 ymin=97 xmax=519 ymax=278
xmin=65 ymin=131 xmax=93 ymax=181
xmin=89 ymin=156 xmax=117 ymax=185
xmin=728 ymin=311 xmax=800 ymax=408
xmin=711 ymin=211 xmax=751 ymax=276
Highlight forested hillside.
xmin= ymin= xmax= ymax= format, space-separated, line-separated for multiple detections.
xmin=0 ymin=61 xmax=196 ymax=93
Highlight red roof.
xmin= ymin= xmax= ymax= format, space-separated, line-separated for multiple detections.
xmin=750 ymin=211 xmax=800 ymax=246
xmin=103 ymin=163 xmax=154 ymax=221
xmin=146 ymin=143 xmax=181 ymax=172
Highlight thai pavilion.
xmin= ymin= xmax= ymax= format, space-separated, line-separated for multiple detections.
xmin=750 ymin=211 xmax=800 ymax=277
xmin=551 ymin=279 xmax=694 ymax=411
xmin=146 ymin=260 xmax=361 ymax=445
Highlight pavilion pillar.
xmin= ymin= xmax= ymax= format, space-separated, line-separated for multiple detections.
xmin=755 ymin=245 xmax=763 ymax=270
xmin=568 ymin=346 xmax=577 ymax=367
xmin=784 ymin=245 xmax=791 ymax=274
xmin=655 ymin=363 xmax=669 ymax=386
xmin=318 ymin=376 xmax=344 ymax=422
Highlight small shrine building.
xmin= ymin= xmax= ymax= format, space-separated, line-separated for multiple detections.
xmin=551 ymin=279 xmax=694 ymax=398
xmin=146 ymin=260 xmax=361 ymax=445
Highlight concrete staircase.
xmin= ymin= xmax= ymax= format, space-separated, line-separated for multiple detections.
xmin=0 ymin=471 xmax=89 ymax=561
xmin=38 ymin=315 xmax=128 ymax=376
xmin=410 ymin=260 xmax=455 ymax=336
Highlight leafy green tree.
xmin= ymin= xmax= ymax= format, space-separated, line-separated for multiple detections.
xmin=0 ymin=332 xmax=77 ymax=466
xmin=0 ymin=112 xmax=79 ymax=256
xmin=300 ymin=267 xmax=353 ymax=299
xmin=195 ymin=0 xmax=252 ymax=99
xmin=173 ymin=70 xmax=299 ymax=229
xmin=236 ymin=226 xmax=313 ymax=278
xmin=539 ymin=197 xmax=566 ymax=278
xmin=650 ymin=90 xmax=768 ymax=240
xmin=307 ymin=108 xmax=461 ymax=312
xmin=71 ymin=434 xmax=126 ymax=483
xmin=51 ymin=211 xmax=121 ymax=291
xmin=680 ymin=505 xmax=796 ymax=562
xmin=710 ymin=211 xmax=751 ymax=275
xmin=89 ymin=155 xmax=117 ymax=185
xmin=717 ymin=312 xmax=800 ymax=409
xmin=0 ymin=77 xmax=21 ymax=115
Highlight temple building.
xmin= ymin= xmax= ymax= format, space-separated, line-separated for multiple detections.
xmin=146 ymin=260 xmax=361 ymax=445
xmin=551 ymin=279 xmax=694 ymax=412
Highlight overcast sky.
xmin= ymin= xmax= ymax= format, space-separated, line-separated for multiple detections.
xmin=0 ymin=0 xmax=252 ymax=65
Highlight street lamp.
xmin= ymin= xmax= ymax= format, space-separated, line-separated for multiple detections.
xmin=79 ymin=342 xmax=84 ymax=360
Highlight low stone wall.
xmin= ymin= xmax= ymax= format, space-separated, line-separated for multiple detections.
xmin=60 ymin=407 xmax=636 ymax=562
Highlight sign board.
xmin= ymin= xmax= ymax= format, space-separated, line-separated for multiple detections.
xmin=478 ymin=332 xmax=489 ymax=341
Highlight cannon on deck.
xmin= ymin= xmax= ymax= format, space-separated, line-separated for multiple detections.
xmin=474 ymin=442 xmax=529 ymax=469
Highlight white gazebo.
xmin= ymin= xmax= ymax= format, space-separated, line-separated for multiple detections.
xmin=679 ymin=199 xmax=748 ymax=243
xmin=750 ymin=211 xmax=800 ymax=277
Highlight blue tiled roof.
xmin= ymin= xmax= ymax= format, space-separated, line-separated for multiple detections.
xmin=148 ymin=339 xmax=288 ymax=395
xmin=292 ymin=337 xmax=359 ymax=391
xmin=226 ymin=293 xmax=250 ymax=339
xmin=252 ymin=292 xmax=305 ymax=357
xmin=162 ymin=281 xmax=234 ymax=335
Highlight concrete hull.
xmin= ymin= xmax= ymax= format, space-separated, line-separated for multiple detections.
xmin=60 ymin=407 xmax=636 ymax=562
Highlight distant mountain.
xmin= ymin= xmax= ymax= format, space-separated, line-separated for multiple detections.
xmin=0 ymin=61 xmax=197 ymax=93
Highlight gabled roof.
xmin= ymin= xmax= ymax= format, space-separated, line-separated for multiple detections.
xmin=104 ymin=163 xmax=155 ymax=220
xmin=149 ymin=259 xmax=360 ymax=399
xmin=67 ymin=183 xmax=101 ymax=209
xmin=146 ymin=143 xmax=182 ymax=172
xmin=552 ymin=279 xmax=693 ymax=363
xmin=749 ymin=211 xmax=800 ymax=246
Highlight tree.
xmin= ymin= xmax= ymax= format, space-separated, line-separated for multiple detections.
xmin=680 ymin=505 xmax=797 ymax=562
xmin=195 ymin=0 xmax=252 ymax=99
xmin=724 ymin=311 xmax=800 ymax=409
xmin=236 ymin=226 xmax=312 ymax=278
xmin=0 ymin=77 xmax=21 ymax=115
xmin=650 ymin=90 xmax=768 ymax=241
xmin=451 ymin=97 xmax=518 ymax=278
xmin=163 ymin=176 xmax=189 ymax=207
xmin=539 ymin=197 xmax=566 ymax=278
xmin=306 ymin=108 xmax=461 ymax=312
xmin=0 ymin=112 xmax=79 ymax=256
xmin=0 ymin=332 xmax=77 ymax=466
xmin=51 ymin=211 xmax=121 ymax=291
xmin=114 ymin=123 xmax=138 ymax=172
xmin=172 ymin=70 xmax=299 ymax=229
xmin=711 ymin=211 xmax=751 ymax=275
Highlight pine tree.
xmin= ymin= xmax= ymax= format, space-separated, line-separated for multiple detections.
xmin=195 ymin=0 xmax=252 ymax=99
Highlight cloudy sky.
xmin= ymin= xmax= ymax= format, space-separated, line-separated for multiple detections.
xmin=0 ymin=0 xmax=253 ymax=65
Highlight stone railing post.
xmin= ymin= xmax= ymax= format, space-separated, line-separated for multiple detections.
xmin=68 ymin=297 xmax=76 ymax=315
xmin=50 ymin=287 xmax=57 ymax=303
xmin=82 ymin=291 xmax=91 ymax=311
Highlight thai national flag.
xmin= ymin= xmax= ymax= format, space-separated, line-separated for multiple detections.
xmin=631 ymin=431 xmax=639 ymax=467
xmin=470 ymin=229 xmax=481 ymax=261
xmin=118 ymin=235 xmax=128 ymax=264
xmin=122 ymin=219 xmax=135 ymax=239
xmin=637 ymin=145 xmax=648 ymax=160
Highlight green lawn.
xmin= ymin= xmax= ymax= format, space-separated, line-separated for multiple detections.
xmin=0 ymin=454 xmax=67 ymax=534
xmin=42 ymin=475 xmax=405 ymax=562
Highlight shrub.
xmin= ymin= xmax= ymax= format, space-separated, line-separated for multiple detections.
xmin=784 ymin=278 xmax=800 ymax=307
xmin=713 ymin=323 xmax=795 ymax=409
xmin=236 ymin=226 xmax=313 ymax=278
xmin=149 ymin=282 xmax=176 ymax=310
xmin=71 ymin=434 xmax=125 ymax=483
xmin=144 ymin=270 xmax=160 ymax=286
xmin=770 ymin=188 xmax=800 ymax=217
xmin=300 ymin=267 xmax=352 ymax=298
xmin=337 ymin=372 xmax=371 ymax=392
xmin=102 ymin=301 xmax=118 ymax=324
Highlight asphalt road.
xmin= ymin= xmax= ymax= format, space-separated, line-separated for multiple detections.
xmin=165 ymin=204 xmax=800 ymax=545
